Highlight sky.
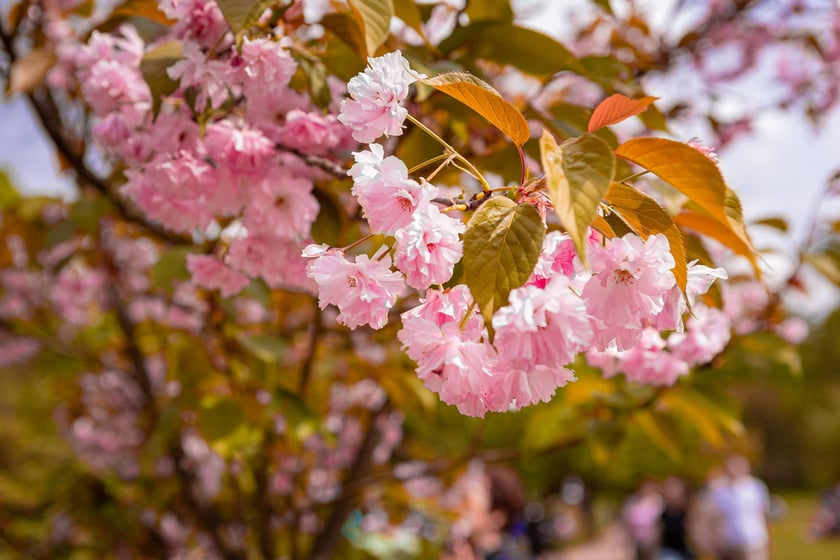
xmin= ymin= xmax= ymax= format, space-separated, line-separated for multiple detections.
xmin=1 ymin=0 xmax=838 ymax=313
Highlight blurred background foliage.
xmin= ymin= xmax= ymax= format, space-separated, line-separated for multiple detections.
xmin=1 ymin=0 xmax=840 ymax=557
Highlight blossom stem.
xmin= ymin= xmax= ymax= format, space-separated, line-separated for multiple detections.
xmin=406 ymin=114 xmax=491 ymax=192
xmin=459 ymin=301 xmax=478 ymax=330
xmin=408 ymin=153 xmax=452 ymax=174
xmin=424 ymin=153 xmax=457 ymax=183
xmin=341 ymin=233 xmax=375 ymax=253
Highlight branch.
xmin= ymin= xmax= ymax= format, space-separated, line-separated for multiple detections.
xmin=297 ymin=300 xmax=322 ymax=395
xmin=284 ymin=146 xmax=348 ymax=178
xmin=0 ymin=21 xmax=191 ymax=245
xmin=309 ymin=402 xmax=391 ymax=560
xmin=103 ymin=250 xmax=245 ymax=560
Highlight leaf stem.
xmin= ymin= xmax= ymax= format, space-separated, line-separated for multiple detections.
xmin=406 ymin=114 xmax=491 ymax=192
xmin=341 ymin=233 xmax=375 ymax=253
xmin=618 ymin=169 xmax=650 ymax=184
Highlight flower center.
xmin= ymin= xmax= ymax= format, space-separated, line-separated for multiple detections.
xmin=613 ymin=269 xmax=635 ymax=285
xmin=347 ymin=276 xmax=358 ymax=288
xmin=397 ymin=197 xmax=413 ymax=212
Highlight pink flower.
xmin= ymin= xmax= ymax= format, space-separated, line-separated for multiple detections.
xmin=588 ymin=329 xmax=691 ymax=386
xmin=621 ymin=329 xmax=690 ymax=386
xmin=122 ymin=151 xmax=219 ymax=233
xmin=399 ymin=286 xmax=501 ymax=417
xmin=492 ymin=276 xmax=593 ymax=371
xmin=167 ymin=42 xmax=231 ymax=111
xmin=668 ymin=305 xmax=732 ymax=365
xmin=203 ymin=121 xmax=276 ymax=178
xmin=394 ymin=205 xmax=465 ymax=289
xmin=404 ymin=285 xmax=485 ymax=337
xmin=583 ymin=233 xmax=676 ymax=351
xmin=243 ymin=169 xmax=318 ymax=239
xmin=655 ymin=262 xmax=728 ymax=332
xmin=492 ymin=364 xmax=577 ymax=409
xmin=349 ymin=148 xmax=437 ymax=234
xmin=229 ymin=235 xmax=313 ymax=290
xmin=774 ymin=317 xmax=809 ymax=344
xmin=686 ymin=137 xmax=720 ymax=163
xmin=82 ymin=59 xmax=150 ymax=116
xmin=50 ymin=263 xmax=107 ymax=325
xmin=186 ymin=254 xmax=250 ymax=297
xmin=398 ymin=313 xmax=496 ymax=417
xmin=279 ymin=109 xmax=345 ymax=156
xmin=161 ymin=0 xmax=228 ymax=48
xmin=529 ymin=231 xmax=580 ymax=288
xmin=338 ymin=51 xmax=422 ymax=143
xmin=236 ymin=36 xmax=297 ymax=100
xmin=305 ymin=249 xmax=405 ymax=330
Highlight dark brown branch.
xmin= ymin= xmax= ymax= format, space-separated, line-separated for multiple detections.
xmin=0 ymin=21 xmax=191 ymax=245
xmin=285 ymin=147 xmax=348 ymax=178
xmin=297 ymin=300 xmax=322 ymax=395
xmin=102 ymin=249 xmax=245 ymax=560
xmin=309 ymin=402 xmax=391 ymax=560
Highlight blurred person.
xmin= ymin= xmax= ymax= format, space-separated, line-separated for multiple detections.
xmin=622 ymin=479 xmax=663 ymax=560
xmin=808 ymin=480 xmax=840 ymax=541
xmin=443 ymin=463 xmax=534 ymax=560
xmin=659 ymin=477 xmax=695 ymax=560
xmin=690 ymin=468 xmax=727 ymax=559
xmin=709 ymin=456 xmax=771 ymax=560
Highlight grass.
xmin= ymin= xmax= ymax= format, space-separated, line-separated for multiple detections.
xmin=770 ymin=492 xmax=840 ymax=560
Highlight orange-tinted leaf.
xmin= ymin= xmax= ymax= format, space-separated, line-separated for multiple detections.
xmin=752 ymin=216 xmax=789 ymax=232
xmin=615 ymin=137 xmax=728 ymax=225
xmin=674 ymin=209 xmax=762 ymax=279
xmin=422 ymin=72 xmax=530 ymax=146
xmin=110 ymin=0 xmax=173 ymax=25
xmin=605 ymin=182 xmax=687 ymax=291
xmin=588 ymin=94 xmax=658 ymax=133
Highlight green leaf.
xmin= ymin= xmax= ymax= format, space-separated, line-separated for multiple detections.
xmin=463 ymin=197 xmax=545 ymax=325
xmin=236 ymin=333 xmax=286 ymax=363
xmin=0 ymin=170 xmax=21 ymax=210
xmin=347 ymin=0 xmax=394 ymax=56
xmin=465 ymin=0 xmax=513 ymax=22
xmin=615 ymin=137 xmax=729 ymax=225
xmin=454 ymin=24 xmax=582 ymax=78
xmin=215 ymin=0 xmax=272 ymax=34
xmin=540 ymin=131 xmax=615 ymax=265
xmin=635 ymin=410 xmax=681 ymax=461
xmin=604 ymin=182 xmax=687 ymax=292
xmin=198 ymin=398 xmax=245 ymax=442
xmin=524 ymin=403 xmax=584 ymax=452
xmin=393 ymin=0 xmax=425 ymax=39
xmin=311 ymin=188 xmax=344 ymax=247
xmin=150 ymin=247 xmax=194 ymax=290
xmin=422 ymin=72 xmax=530 ymax=145
xmin=321 ymin=12 xmax=367 ymax=59
xmin=139 ymin=39 xmax=182 ymax=117
xmin=69 ymin=197 xmax=110 ymax=234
